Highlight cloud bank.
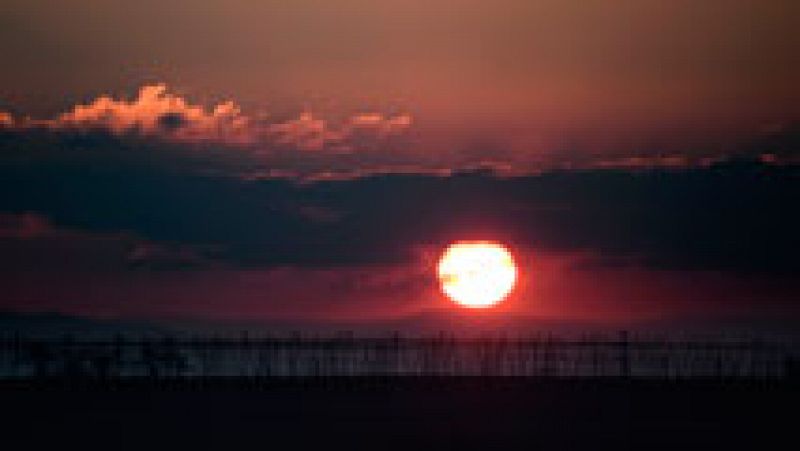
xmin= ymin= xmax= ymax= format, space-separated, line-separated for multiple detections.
xmin=2 ymin=84 xmax=412 ymax=151
xmin=2 ymin=84 xmax=797 ymax=182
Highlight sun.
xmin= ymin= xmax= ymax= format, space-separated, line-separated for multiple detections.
xmin=437 ymin=241 xmax=518 ymax=308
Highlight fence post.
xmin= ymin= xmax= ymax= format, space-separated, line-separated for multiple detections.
xmin=619 ymin=330 xmax=630 ymax=380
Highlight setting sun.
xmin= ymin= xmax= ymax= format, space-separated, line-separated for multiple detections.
xmin=437 ymin=241 xmax=518 ymax=308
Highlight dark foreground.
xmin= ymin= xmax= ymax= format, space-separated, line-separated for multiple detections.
xmin=1 ymin=378 xmax=795 ymax=450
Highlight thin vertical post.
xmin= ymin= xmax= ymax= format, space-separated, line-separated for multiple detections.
xmin=619 ymin=330 xmax=630 ymax=379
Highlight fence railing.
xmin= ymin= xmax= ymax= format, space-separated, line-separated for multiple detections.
xmin=0 ymin=332 xmax=795 ymax=381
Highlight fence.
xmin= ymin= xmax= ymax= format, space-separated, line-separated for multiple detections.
xmin=0 ymin=331 xmax=795 ymax=382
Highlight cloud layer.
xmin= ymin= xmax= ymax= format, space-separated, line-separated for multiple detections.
xmin=3 ymin=84 xmax=797 ymax=182
xmin=1 ymin=153 xmax=797 ymax=275
xmin=1 ymin=84 xmax=413 ymax=153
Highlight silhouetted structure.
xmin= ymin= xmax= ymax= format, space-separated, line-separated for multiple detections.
xmin=1 ymin=331 xmax=794 ymax=386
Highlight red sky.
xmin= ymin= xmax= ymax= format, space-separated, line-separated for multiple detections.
xmin=3 ymin=2 xmax=798 ymax=138
xmin=0 ymin=1 xmax=798 ymax=331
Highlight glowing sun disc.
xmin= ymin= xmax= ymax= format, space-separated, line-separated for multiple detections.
xmin=437 ymin=241 xmax=517 ymax=308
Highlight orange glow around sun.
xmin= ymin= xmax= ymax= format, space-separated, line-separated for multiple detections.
xmin=437 ymin=241 xmax=518 ymax=308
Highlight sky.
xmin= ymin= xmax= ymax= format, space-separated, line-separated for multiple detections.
xmin=1 ymin=1 xmax=798 ymax=332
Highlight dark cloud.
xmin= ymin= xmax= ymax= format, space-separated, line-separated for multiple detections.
xmin=1 ymin=124 xmax=798 ymax=275
xmin=157 ymin=112 xmax=188 ymax=132
xmin=0 ymin=212 xmax=220 ymax=272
